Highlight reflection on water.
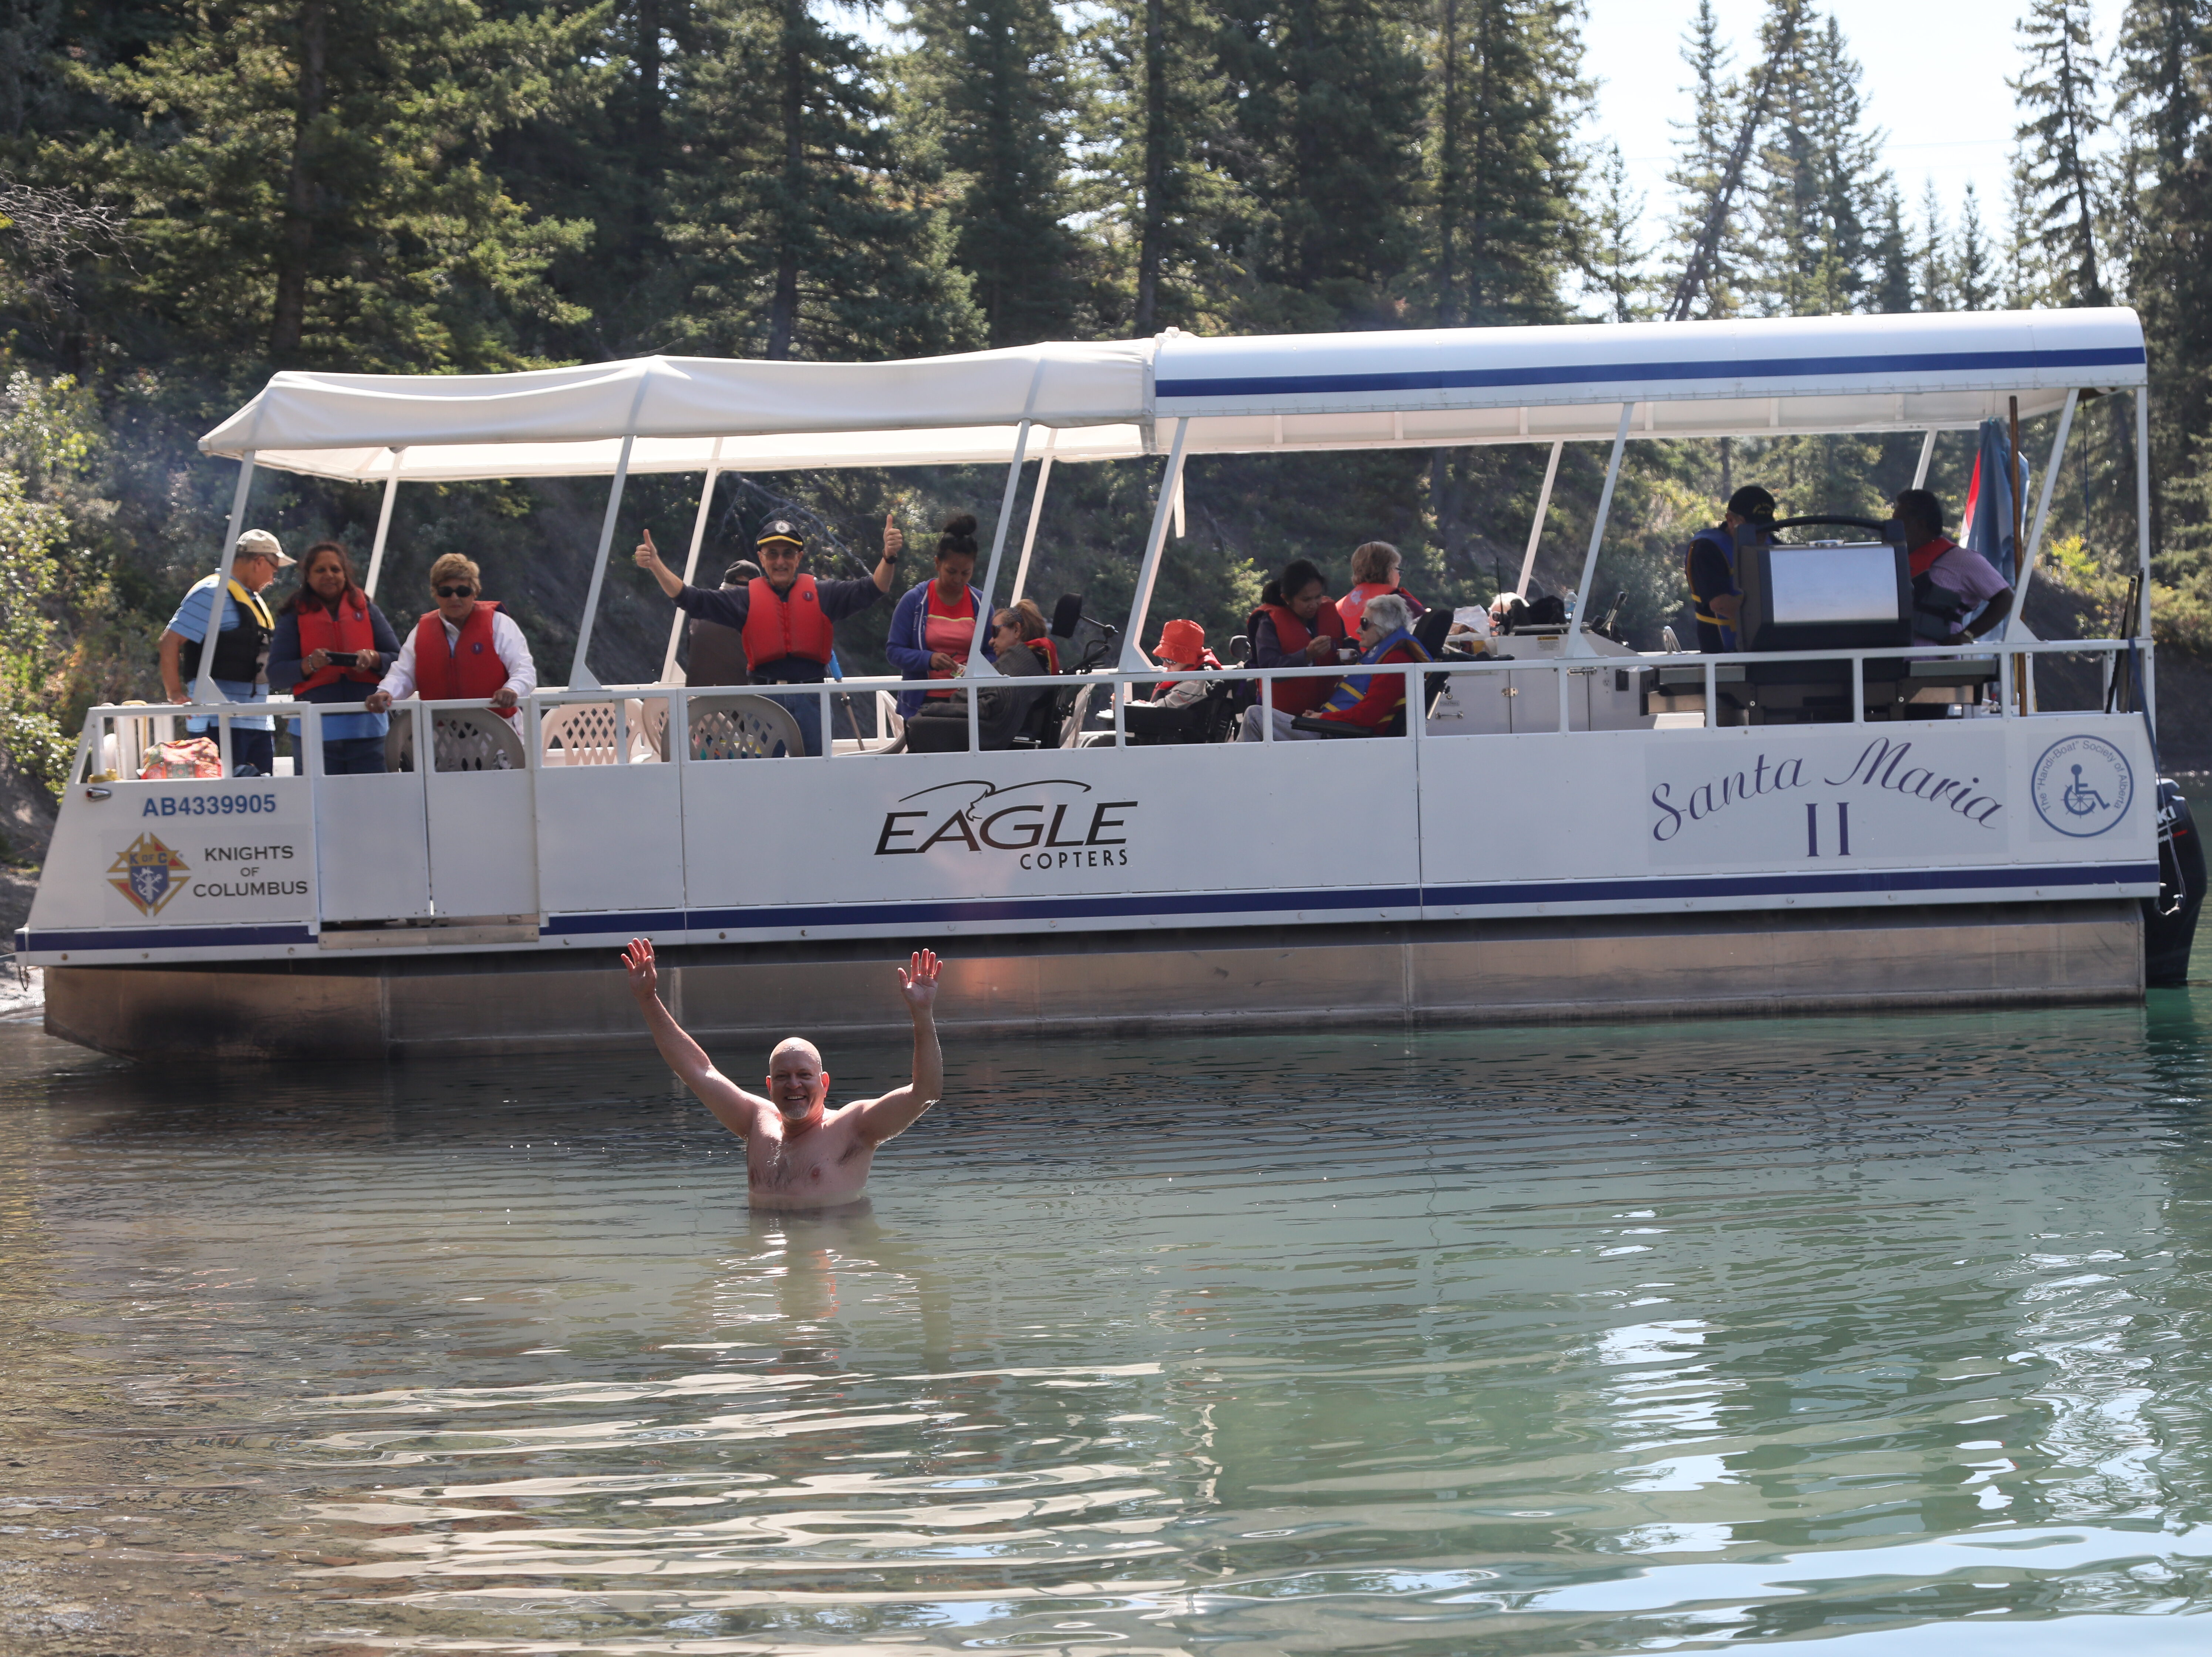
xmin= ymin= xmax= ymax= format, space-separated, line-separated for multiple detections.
xmin=6 ymin=998 xmax=2212 ymax=1652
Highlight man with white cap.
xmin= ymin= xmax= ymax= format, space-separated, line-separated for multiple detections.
xmin=160 ymin=529 xmax=294 ymax=777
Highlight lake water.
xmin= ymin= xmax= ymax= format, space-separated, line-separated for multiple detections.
xmin=8 ymin=989 xmax=2212 ymax=1655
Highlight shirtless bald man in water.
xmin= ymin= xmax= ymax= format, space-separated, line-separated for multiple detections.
xmin=622 ymin=939 xmax=945 ymax=1210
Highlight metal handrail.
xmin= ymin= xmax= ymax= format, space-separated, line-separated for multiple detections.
xmin=73 ymin=632 xmax=2147 ymax=784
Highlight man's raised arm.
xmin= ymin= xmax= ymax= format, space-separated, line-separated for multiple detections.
xmin=851 ymin=951 xmax=945 ymax=1147
xmin=622 ymin=937 xmax=762 ymax=1137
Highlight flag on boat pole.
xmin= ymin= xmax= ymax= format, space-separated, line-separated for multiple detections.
xmin=1959 ymin=418 xmax=2028 ymax=585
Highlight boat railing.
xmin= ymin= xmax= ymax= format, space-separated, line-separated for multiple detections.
xmin=70 ymin=634 xmax=2144 ymax=787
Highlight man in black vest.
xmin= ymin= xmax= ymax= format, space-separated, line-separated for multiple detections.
xmin=1686 ymin=485 xmax=1777 ymax=654
xmin=159 ymin=529 xmax=294 ymax=775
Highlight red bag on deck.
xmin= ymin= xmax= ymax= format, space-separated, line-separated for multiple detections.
xmin=138 ymin=738 xmax=223 ymax=780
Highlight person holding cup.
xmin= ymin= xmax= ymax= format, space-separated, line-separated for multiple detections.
xmin=267 ymin=540 xmax=402 ymax=774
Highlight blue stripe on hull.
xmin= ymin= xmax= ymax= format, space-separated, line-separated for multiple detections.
xmin=22 ymin=922 xmax=318 ymax=953
xmin=19 ymin=864 xmax=2157 ymax=956
xmin=547 ymin=883 xmax=1420 ymax=937
xmin=1422 ymin=860 xmax=2160 ymax=909
xmin=1155 ymin=346 xmax=2147 ymax=403
xmin=540 ymin=862 xmax=2157 ymax=938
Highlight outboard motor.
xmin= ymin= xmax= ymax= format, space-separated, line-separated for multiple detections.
xmin=2145 ymin=778 xmax=2207 ymax=988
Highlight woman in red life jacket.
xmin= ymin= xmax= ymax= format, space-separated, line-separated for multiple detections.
xmin=886 ymin=514 xmax=998 ymax=719
xmin=1242 ymin=591 xmax=1427 ymax=740
xmin=267 ymin=541 xmax=403 ymax=774
xmin=1334 ymin=541 xmax=1426 ymax=637
xmin=1248 ymin=557 xmax=1348 ymax=718
xmin=365 ymin=553 xmax=538 ymax=722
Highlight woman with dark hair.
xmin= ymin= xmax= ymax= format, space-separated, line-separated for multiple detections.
xmin=1247 ymin=557 xmax=1348 ymax=717
xmin=267 ymin=540 xmax=404 ymax=774
xmin=886 ymin=513 xmax=998 ymax=719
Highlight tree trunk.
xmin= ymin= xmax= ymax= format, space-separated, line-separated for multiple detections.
xmin=637 ymin=0 xmax=663 ymax=152
xmin=269 ymin=0 xmax=327 ymax=359
xmin=1133 ymin=0 xmax=1167 ymax=333
xmin=1436 ymin=0 xmax=1457 ymax=327
xmin=765 ymin=0 xmax=803 ymax=360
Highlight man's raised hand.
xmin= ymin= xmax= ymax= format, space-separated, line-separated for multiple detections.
xmin=898 ymin=948 xmax=941 ymax=1015
xmin=622 ymin=936 xmax=660 ymax=1001
xmin=633 ymin=527 xmax=662 ymax=571
xmin=883 ymin=513 xmax=904 ymax=562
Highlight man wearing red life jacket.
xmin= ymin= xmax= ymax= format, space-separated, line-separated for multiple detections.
xmin=635 ymin=513 xmax=901 ymax=756
xmin=365 ymin=553 xmax=537 ymax=722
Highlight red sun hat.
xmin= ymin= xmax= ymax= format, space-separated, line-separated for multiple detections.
xmin=1154 ymin=618 xmax=1207 ymax=666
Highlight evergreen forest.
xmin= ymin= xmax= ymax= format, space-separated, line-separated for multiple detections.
xmin=0 ymin=0 xmax=2204 ymax=786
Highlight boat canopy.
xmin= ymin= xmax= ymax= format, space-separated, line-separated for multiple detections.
xmin=202 ymin=309 xmax=2147 ymax=484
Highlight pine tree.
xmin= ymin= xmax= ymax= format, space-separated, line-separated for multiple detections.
xmin=1416 ymin=0 xmax=1583 ymax=603
xmin=1585 ymin=141 xmax=1649 ymax=322
xmin=900 ymin=0 xmax=1085 ymax=346
xmin=54 ymin=0 xmax=601 ymax=377
xmin=1917 ymin=179 xmax=1954 ymax=310
xmin=1664 ymin=0 xmax=1740 ymax=318
xmin=658 ymin=0 xmax=982 ymax=362
xmin=1870 ymin=186 xmax=1912 ymax=313
xmin=2012 ymin=0 xmax=2110 ymax=305
xmin=1424 ymin=0 xmax=1586 ymax=330
xmin=2000 ymin=155 xmax=2044 ymax=304
xmin=1213 ymin=0 xmax=1427 ymax=331
xmin=1955 ymin=182 xmax=1997 ymax=310
xmin=1074 ymin=0 xmax=1231 ymax=334
xmin=2114 ymin=0 xmax=2212 ymax=594
xmin=1745 ymin=15 xmax=1887 ymax=318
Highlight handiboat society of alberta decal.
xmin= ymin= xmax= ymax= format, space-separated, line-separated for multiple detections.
xmin=2030 ymin=734 xmax=2134 ymax=837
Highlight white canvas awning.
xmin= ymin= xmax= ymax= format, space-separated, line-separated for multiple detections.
xmin=202 ymin=308 xmax=2147 ymax=483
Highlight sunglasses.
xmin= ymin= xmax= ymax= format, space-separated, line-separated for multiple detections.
xmin=435 ymin=584 xmax=476 ymax=598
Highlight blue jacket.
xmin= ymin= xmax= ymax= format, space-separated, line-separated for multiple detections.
xmin=886 ymin=580 xmax=996 ymax=716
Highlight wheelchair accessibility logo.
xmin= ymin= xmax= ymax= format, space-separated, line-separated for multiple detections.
xmin=2031 ymin=735 xmax=2134 ymax=837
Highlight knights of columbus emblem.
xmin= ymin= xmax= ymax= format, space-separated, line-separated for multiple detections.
xmin=108 ymin=833 xmax=189 ymax=917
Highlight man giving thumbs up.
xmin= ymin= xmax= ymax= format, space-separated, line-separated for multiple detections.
xmin=634 ymin=512 xmax=904 ymax=756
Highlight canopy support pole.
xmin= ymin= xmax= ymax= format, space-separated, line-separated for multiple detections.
xmin=193 ymin=453 xmax=257 ymax=706
xmin=967 ymin=419 xmax=1033 ymax=677
xmin=567 ymin=434 xmax=635 ymax=693
xmin=1912 ymin=429 xmax=1936 ymax=490
xmin=364 ymin=453 xmax=402 ymax=600
xmin=2137 ymin=387 xmax=2157 ymax=724
xmin=2009 ymin=388 xmax=2078 ymax=632
xmin=1565 ymin=405 xmax=1633 ymax=654
xmin=1121 ymin=419 xmax=1190 ymax=671
xmin=659 ymin=462 xmax=723 ymax=686
xmin=1517 ymin=440 xmax=1563 ymax=597
xmin=1009 ymin=449 xmax=1055 ymax=605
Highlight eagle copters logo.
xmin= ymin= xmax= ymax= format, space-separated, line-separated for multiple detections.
xmin=108 ymin=833 xmax=189 ymax=917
